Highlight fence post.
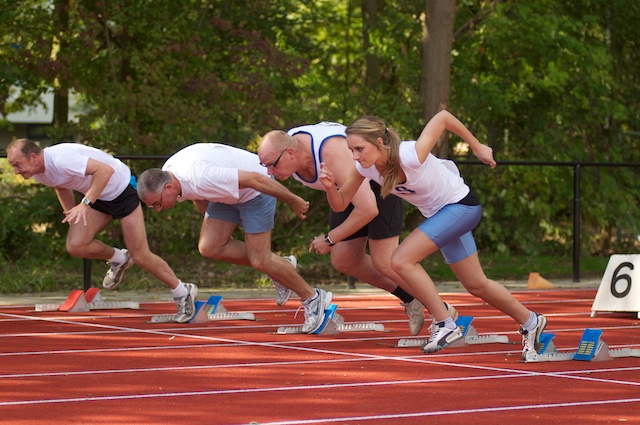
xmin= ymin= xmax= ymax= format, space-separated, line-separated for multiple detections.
xmin=83 ymin=258 xmax=91 ymax=291
xmin=573 ymin=163 xmax=581 ymax=282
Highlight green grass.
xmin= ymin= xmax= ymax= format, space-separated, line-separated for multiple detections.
xmin=0 ymin=250 xmax=611 ymax=294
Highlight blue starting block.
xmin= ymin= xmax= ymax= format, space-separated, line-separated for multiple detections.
xmin=150 ymin=295 xmax=256 ymax=323
xmin=573 ymin=328 xmax=607 ymax=361
xmin=537 ymin=332 xmax=558 ymax=354
xmin=397 ymin=316 xmax=510 ymax=348
xmin=276 ymin=304 xmax=385 ymax=335
xmin=524 ymin=328 xmax=640 ymax=362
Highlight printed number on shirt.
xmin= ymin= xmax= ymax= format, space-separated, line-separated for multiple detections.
xmin=395 ymin=186 xmax=416 ymax=195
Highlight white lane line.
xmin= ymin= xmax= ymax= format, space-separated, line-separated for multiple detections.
xmin=0 ymin=312 xmax=638 ymax=392
xmin=3 ymin=355 xmax=640 ymax=381
xmin=226 ymin=397 xmax=640 ymax=425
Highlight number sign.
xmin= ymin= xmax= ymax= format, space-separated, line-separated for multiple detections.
xmin=591 ymin=254 xmax=640 ymax=318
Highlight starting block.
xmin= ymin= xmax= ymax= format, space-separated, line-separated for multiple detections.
xmin=524 ymin=328 xmax=640 ymax=362
xmin=397 ymin=316 xmax=510 ymax=348
xmin=150 ymin=295 xmax=256 ymax=324
xmin=34 ymin=288 xmax=140 ymax=312
xmin=276 ymin=304 xmax=385 ymax=335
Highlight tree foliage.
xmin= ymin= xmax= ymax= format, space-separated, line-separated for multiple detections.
xmin=1 ymin=0 xmax=638 ymax=277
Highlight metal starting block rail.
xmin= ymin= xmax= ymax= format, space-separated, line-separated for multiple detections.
xmin=34 ymin=288 xmax=140 ymax=312
xmin=396 ymin=316 xmax=510 ymax=348
xmin=524 ymin=328 xmax=640 ymax=363
xmin=276 ymin=304 xmax=385 ymax=335
xmin=150 ymin=295 xmax=256 ymax=324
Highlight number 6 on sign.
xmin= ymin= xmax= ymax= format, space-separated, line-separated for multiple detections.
xmin=591 ymin=254 xmax=640 ymax=318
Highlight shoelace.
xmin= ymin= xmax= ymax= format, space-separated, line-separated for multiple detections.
xmin=293 ymin=305 xmax=305 ymax=320
xmin=519 ymin=326 xmax=538 ymax=352
xmin=294 ymin=300 xmax=316 ymax=326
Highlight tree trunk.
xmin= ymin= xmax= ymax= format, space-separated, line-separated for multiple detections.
xmin=420 ymin=0 xmax=456 ymax=157
xmin=52 ymin=0 xmax=69 ymax=131
xmin=362 ymin=0 xmax=380 ymax=91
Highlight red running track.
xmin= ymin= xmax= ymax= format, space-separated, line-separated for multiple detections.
xmin=0 ymin=288 xmax=639 ymax=424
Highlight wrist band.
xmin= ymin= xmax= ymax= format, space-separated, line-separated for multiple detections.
xmin=324 ymin=233 xmax=336 ymax=246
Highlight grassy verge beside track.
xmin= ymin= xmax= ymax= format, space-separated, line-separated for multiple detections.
xmin=0 ymin=250 xmax=610 ymax=294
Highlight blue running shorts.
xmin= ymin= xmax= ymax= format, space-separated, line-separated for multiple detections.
xmin=417 ymin=203 xmax=482 ymax=264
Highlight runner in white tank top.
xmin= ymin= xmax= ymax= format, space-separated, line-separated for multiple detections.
xmin=259 ymin=123 xmax=434 ymax=335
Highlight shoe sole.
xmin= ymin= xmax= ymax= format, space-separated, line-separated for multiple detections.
xmin=306 ymin=291 xmax=333 ymax=334
xmin=102 ymin=257 xmax=134 ymax=290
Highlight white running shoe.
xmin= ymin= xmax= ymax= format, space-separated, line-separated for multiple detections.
xmin=271 ymin=256 xmax=296 ymax=306
xmin=301 ymin=288 xmax=333 ymax=334
xmin=519 ymin=313 xmax=547 ymax=359
xmin=428 ymin=302 xmax=459 ymax=335
xmin=102 ymin=249 xmax=134 ymax=290
xmin=401 ymin=298 xmax=425 ymax=336
xmin=174 ymin=283 xmax=198 ymax=323
xmin=421 ymin=324 xmax=463 ymax=353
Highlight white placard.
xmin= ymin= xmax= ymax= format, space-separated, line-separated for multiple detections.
xmin=591 ymin=254 xmax=640 ymax=318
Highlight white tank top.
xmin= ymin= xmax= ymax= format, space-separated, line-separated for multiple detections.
xmin=288 ymin=122 xmax=346 ymax=192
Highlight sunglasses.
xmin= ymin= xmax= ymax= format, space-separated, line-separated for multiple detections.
xmin=259 ymin=149 xmax=287 ymax=169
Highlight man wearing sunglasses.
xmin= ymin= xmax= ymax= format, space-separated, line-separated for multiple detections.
xmin=137 ymin=143 xmax=333 ymax=334
xmin=258 ymin=123 xmax=460 ymax=336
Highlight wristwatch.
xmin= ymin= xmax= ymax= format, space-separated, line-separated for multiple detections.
xmin=324 ymin=233 xmax=336 ymax=246
xmin=81 ymin=197 xmax=93 ymax=207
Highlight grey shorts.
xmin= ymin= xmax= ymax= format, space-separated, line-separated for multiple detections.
xmin=205 ymin=193 xmax=276 ymax=234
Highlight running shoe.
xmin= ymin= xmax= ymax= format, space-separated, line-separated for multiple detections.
xmin=428 ymin=302 xmax=459 ymax=335
xmin=271 ymin=255 xmax=296 ymax=306
xmin=102 ymin=249 xmax=134 ymax=290
xmin=421 ymin=323 xmax=463 ymax=353
xmin=301 ymin=288 xmax=333 ymax=334
xmin=174 ymin=283 xmax=198 ymax=323
xmin=519 ymin=313 xmax=548 ymax=360
xmin=401 ymin=298 xmax=425 ymax=336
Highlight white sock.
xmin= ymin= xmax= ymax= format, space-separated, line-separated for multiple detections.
xmin=171 ymin=280 xmax=188 ymax=299
xmin=442 ymin=317 xmax=457 ymax=330
xmin=522 ymin=312 xmax=538 ymax=332
xmin=303 ymin=289 xmax=319 ymax=303
xmin=108 ymin=248 xmax=127 ymax=264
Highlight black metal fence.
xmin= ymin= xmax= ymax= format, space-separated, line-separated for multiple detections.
xmin=2 ymin=152 xmax=639 ymax=287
